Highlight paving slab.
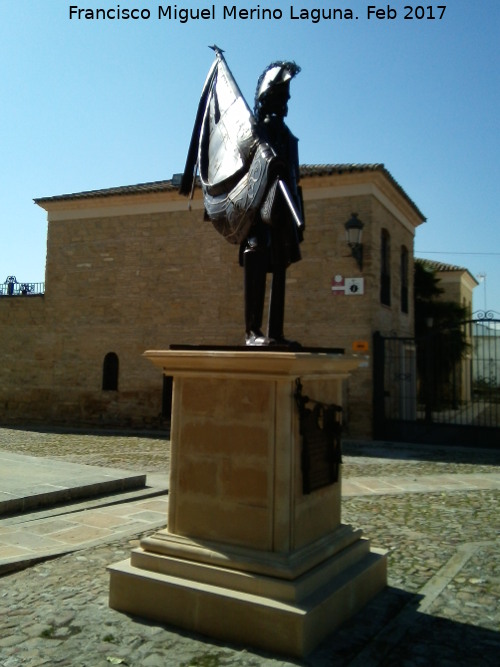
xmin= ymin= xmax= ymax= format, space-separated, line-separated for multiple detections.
xmin=0 ymin=449 xmax=147 ymax=516
xmin=0 ymin=494 xmax=169 ymax=574
xmin=2 ymin=468 xmax=498 ymax=576
xmin=342 ymin=472 xmax=500 ymax=496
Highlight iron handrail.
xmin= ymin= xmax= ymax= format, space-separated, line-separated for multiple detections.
xmin=1 ymin=276 xmax=45 ymax=296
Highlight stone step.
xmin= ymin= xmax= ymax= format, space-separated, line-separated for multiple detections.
xmin=0 ymin=450 xmax=148 ymax=517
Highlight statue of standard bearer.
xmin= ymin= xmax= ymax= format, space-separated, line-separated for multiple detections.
xmin=179 ymin=47 xmax=304 ymax=347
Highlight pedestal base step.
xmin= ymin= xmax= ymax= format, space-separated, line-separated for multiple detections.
xmin=108 ymin=545 xmax=386 ymax=657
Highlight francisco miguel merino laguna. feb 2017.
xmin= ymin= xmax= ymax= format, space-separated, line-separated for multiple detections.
xmin=68 ymin=5 xmax=362 ymax=23
xmin=68 ymin=4 xmax=448 ymax=22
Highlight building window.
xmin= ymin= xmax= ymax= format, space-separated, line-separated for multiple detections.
xmin=401 ymin=246 xmax=409 ymax=313
xmin=102 ymin=352 xmax=119 ymax=391
xmin=380 ymin=229 xmax=391 ymax=306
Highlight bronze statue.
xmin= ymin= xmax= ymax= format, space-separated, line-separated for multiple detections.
xmin=180 ymin=47 xmax=304 ymax=346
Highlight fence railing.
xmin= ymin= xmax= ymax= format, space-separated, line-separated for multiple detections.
xmin=0 ymin=276 xmax=45 ymax=297
xmin=373 ymin=316 xmax=500 ymax=444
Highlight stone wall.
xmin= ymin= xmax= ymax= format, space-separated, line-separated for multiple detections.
xmin=0 ymin=169 xmax=423 ymax=436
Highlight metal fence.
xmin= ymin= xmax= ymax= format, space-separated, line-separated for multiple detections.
xmin=0 ymin=276 xmax=45 ymax=297
xmin=373 ymin=313 xmax=500 ymax=446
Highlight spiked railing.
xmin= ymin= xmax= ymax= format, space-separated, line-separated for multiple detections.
xmin=0 ymin=276 xmax=45 ymax=296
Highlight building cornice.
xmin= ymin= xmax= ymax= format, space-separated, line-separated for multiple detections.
xmin=35 ymin=164 xmax=426 ymax=230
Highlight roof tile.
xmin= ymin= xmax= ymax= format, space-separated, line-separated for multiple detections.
xmin=34 ymin=163 xmax=425 ymax=220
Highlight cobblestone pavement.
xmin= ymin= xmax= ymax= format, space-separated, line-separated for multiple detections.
xmin=0 ymin=428 xmax=171 ymax=475
xmin=0 ymin=427 xmax=499 ymax=666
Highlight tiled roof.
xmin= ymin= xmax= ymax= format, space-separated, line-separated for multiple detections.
xmin=34 ymin=163 xmax=425 ymax=219
xmin=34 ymin=179 xmax=176 ymax=203
xmin=301 ymin=162 xmax=384 ymax=177
xmin=416 ymin=258 xmax=468 ymax=273
xmin=416 ymin=258 xmax=479 ymax=286
xmin=301 ymin=163 xmax=425 ymax=219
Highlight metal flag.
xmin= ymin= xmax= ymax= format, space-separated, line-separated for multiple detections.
xmin=179 ymin=47 xmax=303 ymax=245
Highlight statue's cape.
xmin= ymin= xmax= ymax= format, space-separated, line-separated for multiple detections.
xmin=179 ymin=48 xmax=275 ymax=244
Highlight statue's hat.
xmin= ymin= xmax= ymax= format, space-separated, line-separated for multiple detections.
xmin=255 ymin=61 xmax=300 ymax=105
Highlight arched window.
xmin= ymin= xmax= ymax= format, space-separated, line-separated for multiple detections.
xmin=102 ymin=352 xmax=119 ymax=391
xmin=380 ymin=229 xmax=391 ymax=306
xmin=400 ymin=246 xmax=409 ymax=313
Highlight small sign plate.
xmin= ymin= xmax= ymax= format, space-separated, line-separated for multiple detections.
xmin=331 ymin=274 xmax=345 ymax=296
xmin=345 ymin=278 xmax=364 ymax=295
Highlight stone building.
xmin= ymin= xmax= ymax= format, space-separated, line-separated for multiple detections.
xmin=0 ymin=164 xmax=425 ymax=437
xmin=415 ymin=258 xmax=478 ymax=406
xmin=417 ymin=258 xmax=477 ymax=318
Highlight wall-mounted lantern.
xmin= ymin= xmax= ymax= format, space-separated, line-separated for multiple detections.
xmin=344 ymin=213 xmax=364 ymax=271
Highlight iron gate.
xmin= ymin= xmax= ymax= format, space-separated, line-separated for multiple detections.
xmin=373 ymin=312 xmax=500 ymax=446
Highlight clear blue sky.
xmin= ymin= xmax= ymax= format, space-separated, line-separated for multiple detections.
xmin=1 ymin=1 xmax=499 ymax=315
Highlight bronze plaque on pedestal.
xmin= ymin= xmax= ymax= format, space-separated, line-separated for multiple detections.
xmin=295 ymin=380 xmax=342 ymax=494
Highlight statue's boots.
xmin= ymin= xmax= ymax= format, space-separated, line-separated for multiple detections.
xmin=243 ymin=250 xmax=272 ymax=346
xmin=268 ymin=266 xmax=302 ymax=350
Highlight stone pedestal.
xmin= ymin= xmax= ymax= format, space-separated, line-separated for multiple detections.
xmin=109 ymin=350 xmax=386 ymax=657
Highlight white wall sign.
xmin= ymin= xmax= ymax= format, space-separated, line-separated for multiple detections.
xmin=344 ymin=278 xmax=364 ymax=295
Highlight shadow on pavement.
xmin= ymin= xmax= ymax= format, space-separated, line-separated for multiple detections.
xmin=0 ymin=424 xmax=171 ymax=439
xmin=310 ymin=586 xmax=500 ymax=666
xmin=344 ymin=439 xmax=500 ymax=467
xmin=123 ymin=586 xmax=499 ymax=665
